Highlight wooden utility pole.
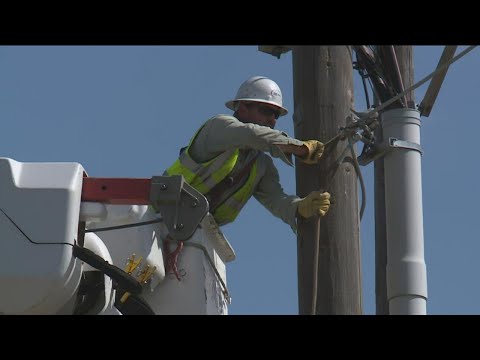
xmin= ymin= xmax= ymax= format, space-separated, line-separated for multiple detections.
xmin=292 ymin=46 xmax=362 ymax=315
xmin=374 ymin=46 xmax=415 ymax=314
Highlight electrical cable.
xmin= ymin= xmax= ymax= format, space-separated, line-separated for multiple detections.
xmin=311 ymin=215 xmax=320 ymax=315
xmin=0 ymin=207 xmax=73 ymax=247
xmin=356 ymin=45 xmax=477 ymax=121
xmin=1 ymin=206 xmax=144 ymax=300
xmin=349 ymin=139 xmax=366 ymax=220
xmin=85 ymin=218 xmax=163 ymax=233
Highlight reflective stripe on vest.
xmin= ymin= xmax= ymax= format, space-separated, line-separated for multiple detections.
xmin=166 ymin=123 xmax=239 ymax=194
xmin=165 ymin=120 xmax=261 ymax=225
xmin=212 ymin=160 xmax=258 ymax=226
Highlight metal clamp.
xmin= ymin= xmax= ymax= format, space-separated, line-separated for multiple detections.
xmin=150 ymin=175 xmax=209 ymax=241
xmin=388 ymin=138 xmax=423 ymax=154
xmin=358 ymin=137 xmax=423 ymax=166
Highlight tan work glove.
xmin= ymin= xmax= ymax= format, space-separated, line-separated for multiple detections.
xmin=300 ymin=140 xmax=325 ymax=164
xmin=297 ymin=191 xmax=331 ymax=218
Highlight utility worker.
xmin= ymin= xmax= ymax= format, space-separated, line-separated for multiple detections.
xmin=166 ymin=76 xmax=331 ymax=233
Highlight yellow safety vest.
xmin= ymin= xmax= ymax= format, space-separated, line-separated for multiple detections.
xmin=166 ymin=123 xmax=259 ymax=225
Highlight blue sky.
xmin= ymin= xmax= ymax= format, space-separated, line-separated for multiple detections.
xmin=1 ymin=45 xmax=477 ymax=315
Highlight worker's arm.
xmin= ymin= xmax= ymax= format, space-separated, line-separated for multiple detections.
xmin=252 ymin=155 xmax=331 ymax=233
xmin=276 ymin=143 xmax=308 ymax=158
xmin=278 ymin=140 xmax=325 ymax=164
xmin=252 ymin=154 xmax=302 ymax=233
xmin=189 ymin=115 xmax=307 ymax=166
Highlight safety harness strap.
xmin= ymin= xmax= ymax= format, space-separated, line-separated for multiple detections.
xmin=206 ymin=153 xmax=259 ymax=212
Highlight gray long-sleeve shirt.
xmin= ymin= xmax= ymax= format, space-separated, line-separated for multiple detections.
xmin=189 ymin=114 xmax=304 ymax=232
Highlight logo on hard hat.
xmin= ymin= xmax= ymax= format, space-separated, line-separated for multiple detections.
xmin=271 ymin=90 xmax=281 ymax=98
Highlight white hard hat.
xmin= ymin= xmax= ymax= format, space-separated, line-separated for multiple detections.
xmin=225 ymin=76 xmax=288 ymax=116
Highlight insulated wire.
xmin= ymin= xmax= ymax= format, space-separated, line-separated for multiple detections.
xmin=358 ymin=45 xmax=477 ymax=121
xmin=311 ymin=215 xmax=320 ymax=315
xmin=85 ymin=218 xmax=163 ymax=233
xmin=0 ymin=207 xmax=73 ymax=247
xmin=349 ymin=139 xmax=366 ymax=220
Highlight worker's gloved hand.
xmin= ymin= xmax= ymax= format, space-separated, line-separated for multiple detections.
xmin=300 ymin=140 xmax=325 ymax=164
xmin=297 ymin=191 xmax=331 ymax=218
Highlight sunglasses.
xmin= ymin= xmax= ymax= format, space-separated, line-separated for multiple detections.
xmin=246 ymin=103 xmax=281 ymax=120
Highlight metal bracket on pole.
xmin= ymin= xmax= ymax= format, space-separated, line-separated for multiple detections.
xmin=150 ymin=175 xmax=209 ymax=242
xmin=258 ymin=45 xmax=292 ymax=59
xmin=358 ymin=137 xmax=423 ymax=166
xmin=388 ymin=138 xmax=423 ymax=154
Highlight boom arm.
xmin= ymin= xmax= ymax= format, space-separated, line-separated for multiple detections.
xmin=81 ymin=175 xmax=209 ymax=241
